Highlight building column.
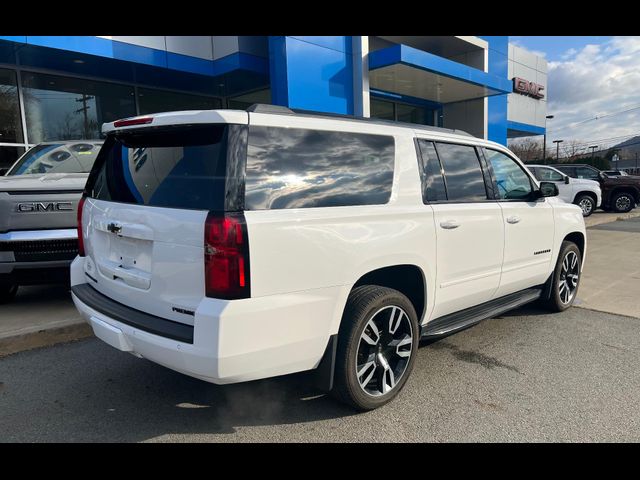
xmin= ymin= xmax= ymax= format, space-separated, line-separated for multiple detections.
xmin=268 ymin=36 xmax=357 ymax=115
xmin=480 ymin=36 xmax=509 ymax=145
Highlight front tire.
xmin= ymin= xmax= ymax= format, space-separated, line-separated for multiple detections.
xmin=541 ymin=241 xmax=581 ymax=312
xmin=574 ymin=194 xmax=595 ymax=217
xmin=332 ymin=285 xmax=419 ymax=411
xmin=611 ymin=192 xmax=635 ymax=213
xmin=0 ymin=283 xmax=18 ymax=304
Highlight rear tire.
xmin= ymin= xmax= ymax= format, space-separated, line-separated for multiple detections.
xmin=574 ymin=194 xmax=595 ymax=217
xmin=611 ymin=192 xmax=635 ymax=213
xmin=332 ymin=285 xmax=419 ymax=411
xmin=0 ymin=283 xmax=18 ymax=304
xmin=540 ymin=241 xmax=581 ymax=312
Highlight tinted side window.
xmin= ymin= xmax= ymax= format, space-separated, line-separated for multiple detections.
xmin=484 ymin=149 xmax=533 ymax=200
xmin=537 ymin=167 xmax=564 ymax=182
xmin=555 ymin=166 xmax=576 ymax=178
xmin=245 ymin=126 xmax=395 ymax=210
xmin=435 ymin=143 xmax=487 ymax=202
xmin=575 ymin=166 xmax=600 ymax=180
xmin=416 ymin=139 xmax=446 ymax=203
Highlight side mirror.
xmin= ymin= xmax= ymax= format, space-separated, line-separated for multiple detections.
xmin=564 ymin=176 xmax=570 ymax=184
xmin=539 ymin=181 xmax=559 ymax=198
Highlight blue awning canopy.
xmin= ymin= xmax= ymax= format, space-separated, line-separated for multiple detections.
xmin=369 ymin=44 xmax=513 ymax=103
xmin=507 ymin=120 xmax=545 ymax=138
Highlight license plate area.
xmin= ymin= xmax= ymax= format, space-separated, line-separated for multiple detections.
xmin=94 ymin=228 xmax=154 ymax=290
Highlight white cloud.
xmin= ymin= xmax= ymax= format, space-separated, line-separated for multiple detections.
xmin=546 ymin=36 xmax=640 ymax=150
xmin=529 ymin=49 xmax=547 ymax=59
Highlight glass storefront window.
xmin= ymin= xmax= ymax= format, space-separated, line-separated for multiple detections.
xmin=370 ymin=98 xmax=395 ymax=121
xmin=227 ymin=89 xmax=271 ymax=110
xmin=396 ymin=103 xmax=427 ymax=125
xmin=21 ymin=72 xmax=136 ymax=143
xmin=370 ymin=97 xmax=435 ymax=126
xmin=137 ymin=88 xmax=221 ymax=115
xmin=0 ymin=146 xmax=25 ymax=171
xmin=0 ymin=68 xmax=24 ymax=143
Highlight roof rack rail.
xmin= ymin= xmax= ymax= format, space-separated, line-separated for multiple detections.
xmin=245 ymin=103 xmax=474 ymax=138
xmin=246 ymin=104 xmax=294 ymax=114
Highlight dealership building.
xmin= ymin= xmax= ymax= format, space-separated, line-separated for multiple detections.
xmin=0 ymin=36 xmax=547 ymax=169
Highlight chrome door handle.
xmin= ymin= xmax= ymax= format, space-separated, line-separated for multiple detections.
xmin=506 ymin=215 xmax=521 ymax=224
xmin=440 ymin=220 xmax=461 ymax=230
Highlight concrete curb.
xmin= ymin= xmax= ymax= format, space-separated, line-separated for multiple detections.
xmin=585 ymin=211 xmax=640 ymax=228
xmin=0 ymin=321 xmax=94 ymax=358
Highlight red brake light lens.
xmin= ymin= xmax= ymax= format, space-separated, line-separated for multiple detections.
xmin=204 ymin=212 xmax=250 ymax=299
xmin=77 ymin=196 xmax=86 ymax=257
xmin=113 ymin=117 xmax=153 ymax=127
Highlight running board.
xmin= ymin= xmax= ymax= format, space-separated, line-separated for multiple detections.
xmin=421 ymin=288 xmax=543 ymax=339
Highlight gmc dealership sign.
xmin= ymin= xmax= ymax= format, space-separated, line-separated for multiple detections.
xmin=513 ymin=77 xmax=545 ymax=99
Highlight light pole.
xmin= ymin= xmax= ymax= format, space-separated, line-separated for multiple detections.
xmin=589 ymin=145 xmax=598 ymax=166
xmin=553 ymin=139 xmax=564 ymax=161
xmin=542 ymin=114 xmax=554 ymax=164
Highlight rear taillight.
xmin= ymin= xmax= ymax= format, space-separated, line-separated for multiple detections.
xmin=77 ymin=196 xmax=86 ymax=257
xmin=204 ymin=212 xmax=250 ymax=299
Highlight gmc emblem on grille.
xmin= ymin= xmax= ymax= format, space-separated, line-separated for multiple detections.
xmin=16 ymin=202 xmax=74 ymax=212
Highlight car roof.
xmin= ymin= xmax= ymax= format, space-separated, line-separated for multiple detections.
xmin=550 ymin=164 xmax=595 ymax=168
xmin=102 ymin=104 xmax=512 ymax=151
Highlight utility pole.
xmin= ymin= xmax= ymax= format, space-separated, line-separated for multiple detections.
xmin=635 ymin=152 xmax=638 ymax=172
xmin=553 ymin=139 xmax=564 ymax=162
xmin=589 ymin=145 xmax=598 ymax=166
xmin=542 ymin=115 xmax=554 ymax=164
xmin=75 ymin=94 xmax=95 ymax=138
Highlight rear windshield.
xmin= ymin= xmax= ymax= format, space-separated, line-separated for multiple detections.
xmin=87 ymin=125 xmax=229 ymax=211
xmin=7 ymin=142 xmax=102 ymax=175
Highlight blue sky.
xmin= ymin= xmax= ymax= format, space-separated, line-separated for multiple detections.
xmin=507 ymin=36 xmax=640 ymax=153
xmin=510 ymin=36 xmax=612 ymax=61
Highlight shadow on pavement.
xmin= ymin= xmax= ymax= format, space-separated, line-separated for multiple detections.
xmin=12 ymin=284 xmax=72 ymax=305
xmin=14 ymin=339 xmax=358 ymax=441
xmin=0 ymin=299 xmax=555 ymax=442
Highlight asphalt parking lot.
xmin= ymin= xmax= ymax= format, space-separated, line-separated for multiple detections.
xmin=1 ymin=305 xmax=639 ymax=442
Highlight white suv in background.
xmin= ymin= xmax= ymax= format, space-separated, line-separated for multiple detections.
xmin=527 ymin=164 xmax=602 ymax=216
xmin=71 ymin=105 xmax=586 ymax=411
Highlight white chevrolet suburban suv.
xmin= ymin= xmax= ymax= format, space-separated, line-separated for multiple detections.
xmin=71 ymin=104 xmax=586 ymax=410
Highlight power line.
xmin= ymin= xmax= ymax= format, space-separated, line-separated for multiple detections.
xmin=560 ymin=133 xmax=640 ymax=149
xmin=547 ymin=102 xmax=640 ymax=135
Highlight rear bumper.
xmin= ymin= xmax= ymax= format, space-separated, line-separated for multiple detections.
xmin=70 ymin=256 xmax=344 ymax=385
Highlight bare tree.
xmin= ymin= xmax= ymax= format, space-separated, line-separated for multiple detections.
xmin=507 ymin=137 xmax=544 ymax=163
xmin=562 ymin=140 xmax=587 ymax=162
xmin=55 ymin=112 xmax=80 ymax=140
xmin=0 ymin=85 xmax=21 ymax=142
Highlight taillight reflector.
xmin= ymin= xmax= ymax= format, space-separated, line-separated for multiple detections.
xmin=77 ymin=196 xmax=86 ymax=257
xmin=204 ymin=212 xmax=250 ymax=299
xmin=113 ymin=117 xmax=154 ymax=127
